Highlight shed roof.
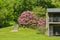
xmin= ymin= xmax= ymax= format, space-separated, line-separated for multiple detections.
xmin=47 ymin=8 xmax=60 ymax=12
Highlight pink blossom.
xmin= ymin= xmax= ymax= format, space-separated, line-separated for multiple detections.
xmin=38 ymin=18 xmax=45 ymax=26
xmin=18 ymin=11 xmax=38 ymax=26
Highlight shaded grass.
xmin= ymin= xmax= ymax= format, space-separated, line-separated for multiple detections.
xmin=0 ymin=27 xmax=60 ymax=40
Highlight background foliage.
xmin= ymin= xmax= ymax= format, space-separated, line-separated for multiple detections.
xmin=0 ymin=0 xmax=60 ymax=27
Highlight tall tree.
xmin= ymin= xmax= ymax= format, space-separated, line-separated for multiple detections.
xmin=35 ymin=0 xmax=56 ymax=8
xmin=22 ymin=0 xmax=33 ymax=11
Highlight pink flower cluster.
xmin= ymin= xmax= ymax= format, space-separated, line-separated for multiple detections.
xmin=18 ymin=11 xmax=38 ymax=25
xmin=37 ymin=18 xmax=45 ymax=26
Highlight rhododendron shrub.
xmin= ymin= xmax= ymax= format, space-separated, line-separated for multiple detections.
xmin=18 ymin=11 xmax=46 ymax=28
xmin=18 ymin=11 xmax=38 ymax=27
xmin=37 ymin=18 xmax=45 ymax=26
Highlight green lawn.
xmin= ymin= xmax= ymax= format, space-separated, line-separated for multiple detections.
xmin=0 ymin=27 xmax=60 ymax=40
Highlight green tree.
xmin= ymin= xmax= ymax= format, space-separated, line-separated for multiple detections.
xmin=35 ymin=0 xmax=55 ymax=8
xmin=0 ymin=0 xmax=15 ymax=27
xmin=52 ymin=0 xmax=60 ymax=8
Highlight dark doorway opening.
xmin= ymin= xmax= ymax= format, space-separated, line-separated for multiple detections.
xmin=53 ymin=25 xmax=60 ymax=36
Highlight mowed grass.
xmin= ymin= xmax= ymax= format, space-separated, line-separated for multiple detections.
xmin=0 ymin=27 xmax=60 ymax=40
